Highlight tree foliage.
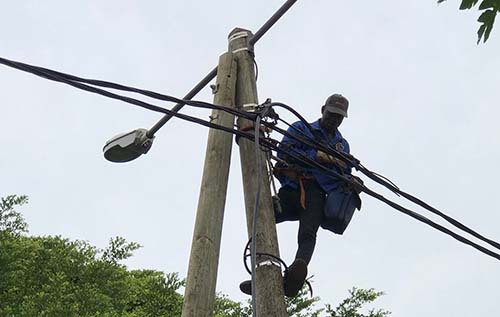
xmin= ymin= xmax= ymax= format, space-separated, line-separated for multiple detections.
xmin=325 ymin=288 xmax=390 ymax=317
xmin=0 ymin=195 xmax=184 ymax=316
xmin=0 ymin=194 xmax=29 ymax=235
xmin=0 ymin=195 xmax=390 ymax=316
xmin=439 ymin=0 xmax=500 ymax=43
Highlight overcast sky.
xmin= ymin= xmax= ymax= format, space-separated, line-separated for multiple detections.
xmin=1 ymin=1 xmax=500 ymax=316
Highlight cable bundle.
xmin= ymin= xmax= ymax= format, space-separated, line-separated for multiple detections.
xmin=2 ymin=56 xmax=500 ymax=263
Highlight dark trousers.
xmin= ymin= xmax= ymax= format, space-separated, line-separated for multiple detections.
xmin=275 ymin=181 xmax=326 ymax=265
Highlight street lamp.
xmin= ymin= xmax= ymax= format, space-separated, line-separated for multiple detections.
xmin=103 ymin=128 xmax=154 ymax=163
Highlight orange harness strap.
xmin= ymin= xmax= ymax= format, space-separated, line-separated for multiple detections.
xmin=297 ymin=175 xmax=308 ymax=209
xmin=274 ymin=167 xmax=313 ymax=210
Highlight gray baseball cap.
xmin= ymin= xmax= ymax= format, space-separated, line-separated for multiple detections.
xmin=323 ymin=94 xmax=349 ymax=117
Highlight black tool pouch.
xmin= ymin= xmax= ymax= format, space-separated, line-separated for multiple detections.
xmin=321 ymin=181 xmax=362 ymax=235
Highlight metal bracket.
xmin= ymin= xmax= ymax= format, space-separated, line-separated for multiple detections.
xmin=210 ymin=83 xmax=218 ymax=95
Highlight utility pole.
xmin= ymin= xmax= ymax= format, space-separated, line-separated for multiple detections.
xmin=230 ymin=28 xmax=288 ymax=316
xmin=181 ymin=52 xmax=237 ymax=317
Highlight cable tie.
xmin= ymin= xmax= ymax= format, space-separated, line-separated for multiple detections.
xmin=242 ymin=103 xmax=258 ymax=112
xmin=228 ymin=31 xmax=254 ymax=54
xmin=228 ymin=31 xmax=250 ymax=42
xmin=256 ymin=260 xmax=281 ymax=269
xmin=232 ymin=47 xmax=251 ymax=54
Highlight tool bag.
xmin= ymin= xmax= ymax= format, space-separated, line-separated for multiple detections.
xmin=321 ymin=178 xmax=361 ymax=235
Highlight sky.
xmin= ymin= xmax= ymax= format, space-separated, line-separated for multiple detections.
xmin=1 ymin=1 xmax=500 ymax=316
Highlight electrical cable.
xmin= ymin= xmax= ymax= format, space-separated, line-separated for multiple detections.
xmin=3 ymin=56 xmax=500 ymax=263
xmin=0 ymin=57 xmax=258 ymax=121
xmin=262 ymin=138 xmax=500 ymax=261
xmin=253 ymin=57 xmax=259 ymax=82
xmin=266 ymin=102 xmax=500 ymax=251
xmin=219 ymin=106 xmax=500 ymax=263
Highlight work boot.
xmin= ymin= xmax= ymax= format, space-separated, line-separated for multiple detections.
xmin=240 ymin=258 xmax=308 ymax=297
xmin=284 ymin=258 xmax=308 ymax=297
xmin=239 ymin=280 xmax=252 ymax=295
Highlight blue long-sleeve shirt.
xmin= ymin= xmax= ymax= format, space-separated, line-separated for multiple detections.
xmin=276 ymin=119 xmax=351 ymax=193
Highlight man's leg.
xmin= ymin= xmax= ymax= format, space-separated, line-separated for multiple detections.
xmin=274 ymin=185 xmax=301 ymax=223
xmin=239 ymin=185 xmax=302 ymax=296
xmin=295 ymin=181 xmax=326 ymax=265
xmin=285 ymin=181 xmax=325 ymax=297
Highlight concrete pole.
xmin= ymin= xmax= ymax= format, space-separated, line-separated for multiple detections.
xmin=229 ymin=28 xmax=288 ymax=316
xmin=181 ymin=52 xmax=237 ymax=317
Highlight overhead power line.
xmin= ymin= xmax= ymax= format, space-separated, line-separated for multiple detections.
xmin=2 ymin=56 xmax=500 ymax=263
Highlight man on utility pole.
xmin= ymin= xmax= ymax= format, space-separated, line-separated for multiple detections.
xmin=240 ymin=94 xmax=362 ymax=298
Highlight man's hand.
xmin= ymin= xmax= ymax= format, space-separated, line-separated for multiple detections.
xmin=316 ymin=151 xmax=348 ymax=169
xmin=316 ymin=150 xmax=332 ymax=163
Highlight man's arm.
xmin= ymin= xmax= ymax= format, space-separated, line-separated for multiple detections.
xmin=277 ymin=121 xmax=317 ymax=165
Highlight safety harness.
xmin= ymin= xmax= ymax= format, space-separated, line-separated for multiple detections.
xmin=273 ymin=165 xmax=313 ymax=210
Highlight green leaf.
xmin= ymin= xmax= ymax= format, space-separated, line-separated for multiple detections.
xmin=483 ymin=11 xmax=497 ymax=41
xmin=476 ymin=9 xmax=496 ymax=43
xmin=478 ymin=8 xmax=495 ymax=22
xmin=460 ymin=0 xmax=480 ymax=10
xmin=478 ymin=0 xmax=497 ymax=10
xmin=477 ymin=23 xmax=488 ymax=44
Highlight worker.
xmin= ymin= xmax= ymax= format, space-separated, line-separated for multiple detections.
xmin=240 ymin=93 xmax=362 ymax=297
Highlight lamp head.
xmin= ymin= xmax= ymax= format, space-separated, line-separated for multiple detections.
xmin=103 ymin=128 xmax=154 ymax=163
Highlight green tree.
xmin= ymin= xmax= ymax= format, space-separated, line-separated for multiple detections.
xmin=0 ymin=194 xmax=29 ymax=235
xmin=232 ymin=286 xmax=389 ymax=317
xmin=0 ymin=195 xmax=390 ymax=316
xmin=0 ymin=195 xmax=184 ymax=316
xmin=325 ymin=287 xmax=390 ymax=317
xmin=438 ymin=0 xmax=500 ymax=43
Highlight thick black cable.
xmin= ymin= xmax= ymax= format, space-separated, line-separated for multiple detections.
xmin=184 ymin=105 xmax=499 ymax=263
xmin=0 ymin=57 xmax=259 ymax=122
xmin=275 ymin=119 xmax=500 ymax=251
xmin=2 ymin=55 xmax=500 ymax=262
xmin=358 ymin=163 xmax=500 ymax=251
xmin=269 ymin=102 xmax=500 ymax=251
xmin=262 ymin=139 xmax=500 ymax=261
xmin=222 ymin=114 xmax=500 ymax=262
xmin=0 ymin=57 xmax=172 ymax=115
